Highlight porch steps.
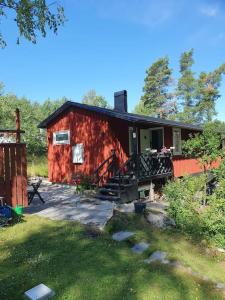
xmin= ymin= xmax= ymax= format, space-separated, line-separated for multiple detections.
xmin=95 ymin=175 xmax=138 ymax=203
xmin=104 ymin=183 xmax=134 ymax=189
xmin=94 ymin=194 xmax=120 ymax=201
xmin=98 ymin=188 xmax=126 ymax=195
xmin=94 ymin=152 xmax=173 ymax=203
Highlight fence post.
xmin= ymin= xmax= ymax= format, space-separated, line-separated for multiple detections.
xmin=15 ymin=108 xmax=20 ymax=143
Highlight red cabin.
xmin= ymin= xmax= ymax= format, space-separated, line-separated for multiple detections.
xmin=39 ymin=90 xmax=206 ymax=201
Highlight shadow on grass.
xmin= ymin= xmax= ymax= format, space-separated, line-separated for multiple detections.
xmin=0 ymin=216 xmax=223 ymax=300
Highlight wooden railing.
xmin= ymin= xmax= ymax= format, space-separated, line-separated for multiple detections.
xmin=94 ymin=151 xmax=173 ymax=188
xmin=117 ymin=152 xmax=173 ymax=182
xmin=135 ymin=152 xmax=173 ymax=181
xmin=93 ymin=149 xmax=117 ymax=186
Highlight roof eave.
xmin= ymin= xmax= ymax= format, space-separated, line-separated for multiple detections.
xmin=38 ymin=101 xmax=202 ymax=132
xmin=38 ymin=101 xmax=72 ymax=128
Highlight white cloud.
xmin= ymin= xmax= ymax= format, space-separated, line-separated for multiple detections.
xmin=200 ymin=4 xmax=219 ymax=17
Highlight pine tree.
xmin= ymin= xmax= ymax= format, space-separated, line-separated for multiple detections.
xmin=176 ymin=49 xmax=197 ymax=123
xmin=195 ymin=64 xmax=225 ymax=123
xmin=138 ymin=57 xmax=173 ymax=117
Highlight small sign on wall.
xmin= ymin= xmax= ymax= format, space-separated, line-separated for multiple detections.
xmin=72 ymin=144 xmax=84 ymax=163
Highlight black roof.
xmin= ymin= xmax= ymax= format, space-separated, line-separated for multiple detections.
xmin=38 ymin=101 xmax=202 ymax=131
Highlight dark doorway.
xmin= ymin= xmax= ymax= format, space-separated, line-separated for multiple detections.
xmin=151 ymin=129 xmax=163 ymax=151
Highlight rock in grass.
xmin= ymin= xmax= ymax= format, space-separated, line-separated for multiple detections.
xmin=144 ymin=251 xmax=169 ymax=264
xmin=131 ymin=242 xmax=150 ymax=254
xmin=216 ymin=283 xmax=225 ymax=290
xmin=24 ymin=283 xmax=55 ymax=300
xmin=146 ymin=212 xmax=175 ymax=228
xmin=217 ymin=248 xmax=225 ymax=253
xmin=112 ymin=231 xmax=135 ymax=241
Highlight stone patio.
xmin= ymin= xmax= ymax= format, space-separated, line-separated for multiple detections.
xmin=24 ymin=182 xmax=115 ymax=230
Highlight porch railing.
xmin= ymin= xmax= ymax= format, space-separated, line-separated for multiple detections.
xmin=93 ymin=149 xmax=117 ymax=186
xmin=117 ymin=152 xmax=173 ymax=182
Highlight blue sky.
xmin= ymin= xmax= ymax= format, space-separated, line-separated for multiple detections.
xmin=1 ymin=0 xmax=225 ymax=120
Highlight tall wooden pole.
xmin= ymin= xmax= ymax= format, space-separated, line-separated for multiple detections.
xmin=15 ymin=108 xmax=20 ymax=143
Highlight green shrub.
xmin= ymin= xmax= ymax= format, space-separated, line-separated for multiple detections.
xmin=73 ymin=173 xmax=95 ymax=193
xmin=164 ymin=175 xmax=225 ymax=248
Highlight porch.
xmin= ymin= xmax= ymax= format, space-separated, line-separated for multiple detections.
xmin=94 ymin=149 xmax=173 ymax=203
xmin=118 ymin=152 xmax=173 ymax=183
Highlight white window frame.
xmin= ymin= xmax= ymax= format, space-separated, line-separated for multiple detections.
xmin=172 ymin=127 xmax=182 ymax=155
xmin=53 ymin=130 xmax=70 ymax=145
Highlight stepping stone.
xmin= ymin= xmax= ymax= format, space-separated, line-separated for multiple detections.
xmin=115 ymin=203 xmax=134 ymax=213
xmin=144 ymin=251 xmax=169 ymax=264
xmin=216 ymin=283 xmax=225 ymax=290
xmin=112 ymin=231 xmax=135 ymax=241
xmin=131 ymin=242 xmax=149 ymax=254
xmin=24 ymin=283 xmax=55 ymax=300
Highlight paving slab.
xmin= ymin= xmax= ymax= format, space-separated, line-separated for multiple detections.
xmin=115 ymin=203 xmax=134 ymax=213
xmin=112 ymin=231 xmax=135 ymax=241
xmin=25 ymin=182 xmax=115 ymax=230
xmin=131 ymin=242 xmax=149 ymax=254
xmin=24 ymin=283 xmax=55 ymax=300
xmin=144 ymin=251 xmax=169 ymax=264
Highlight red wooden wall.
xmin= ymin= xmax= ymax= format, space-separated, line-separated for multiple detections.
xmin=47 ymin=107 xmax=213 ymax=182
xmin=0 ymin=143 xmax=28 ymax=207
xmin=47 ymin=107 xmax=130 ymax=183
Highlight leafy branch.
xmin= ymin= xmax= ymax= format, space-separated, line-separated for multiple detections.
xmin=0 ymin=0 xmax=65 ymax=47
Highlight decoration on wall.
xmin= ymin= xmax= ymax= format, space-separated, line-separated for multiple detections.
xmin=72 ymin=144 xmax=84 ymax=163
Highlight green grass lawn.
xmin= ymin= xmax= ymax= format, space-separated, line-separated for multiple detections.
xmin=0 ymin=213 xmax=225 ymax=300
xmin=27 ymin=155 xmax=48 ymax=177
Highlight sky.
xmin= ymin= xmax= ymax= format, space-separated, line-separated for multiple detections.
xmin=0 ymin=0 xmax=225 ymax=120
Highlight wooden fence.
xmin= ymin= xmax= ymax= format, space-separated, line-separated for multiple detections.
xmin=0 ymin=143 xmax=28 ymax=207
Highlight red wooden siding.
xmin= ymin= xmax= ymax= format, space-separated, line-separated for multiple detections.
xmin=47 ymin=107 xmax=129 ymax=183
xmin=47 ymin=107 xmax=214 ymax=182
xmin=0 ymin=143 xmax=28 ymax=207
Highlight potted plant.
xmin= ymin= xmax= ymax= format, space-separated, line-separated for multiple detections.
xmin=134 ymin=198 xmax=146 ymax=214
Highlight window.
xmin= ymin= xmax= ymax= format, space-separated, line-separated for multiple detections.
xmin=53 ymin=130 xmax=70 ymax=145
xmin=173 ymin=128 xmax=182 ymax=155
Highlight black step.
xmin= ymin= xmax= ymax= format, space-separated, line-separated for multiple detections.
xmin=103 ymin=183 xmax=134 ymax=189
xmin=113 ymin=175 xmax=132 ymax=179
xmin=98 ymin=188 xmax=126 ymax=196
xmin=109 ymin=177 xmax=131 ymax=184
xmin=94 ymin=194 xmax=120 ymax=201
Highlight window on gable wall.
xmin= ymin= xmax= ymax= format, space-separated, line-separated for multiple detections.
xmin=173 ymin=128 xmax=182 ymax=155
xmin=53 ymin=130 xmax=70 ymax=145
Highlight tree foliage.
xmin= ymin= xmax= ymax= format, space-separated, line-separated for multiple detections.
xmin=176 ymin=49 xmax=197 ymax=123
xmin=0 ymin=0 xmax=65 ymax=47
xmin=182 ymin=122 xmax=224 ymax=172
xmin=82 ymin=89 xmax=110 ymax=108
xmin=135 ymin=50 xmax=225 ymax=124
xmin=0 ymin=90 xmax=66 ymax=155
xmin=195 ymin=64 xmax=225 ymax=123
xmin=139 ymin=57 xmax=174 ymax=117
